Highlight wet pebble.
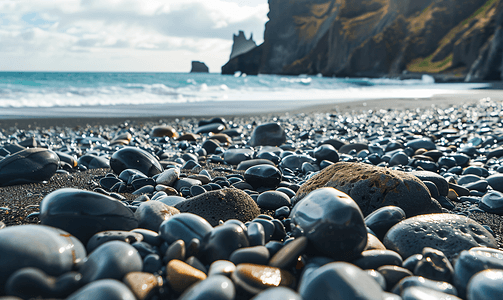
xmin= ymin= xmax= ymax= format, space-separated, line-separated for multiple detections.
xmin=0 ymin=148 xmax=59 ymax=186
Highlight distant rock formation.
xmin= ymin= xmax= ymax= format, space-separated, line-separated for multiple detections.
xmin=229 ymin=31 xmax=257 ymax=60
xmin=190 ymin=61 xmax=209 ymax=73
xmin=222 ymin=0 xmax=503 ymax=81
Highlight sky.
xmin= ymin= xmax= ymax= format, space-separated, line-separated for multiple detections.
xmin=0 ymin=0 xmax=269 ymax=73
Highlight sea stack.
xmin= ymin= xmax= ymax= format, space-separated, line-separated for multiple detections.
xmin=190 ymin=61 xmax=209 ymax=73
xmin=229 ymin=31 xmax=257 ymax=60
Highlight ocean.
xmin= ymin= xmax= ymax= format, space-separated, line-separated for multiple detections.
xmin=0 ymin=72 xmax=490 ymax=119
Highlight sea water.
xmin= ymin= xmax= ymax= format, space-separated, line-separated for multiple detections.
xmin=0 ymin=72 xmax=488 ymax=108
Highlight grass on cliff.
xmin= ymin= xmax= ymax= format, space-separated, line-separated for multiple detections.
xmin=407 ymin=0 xmax=498 ymax=73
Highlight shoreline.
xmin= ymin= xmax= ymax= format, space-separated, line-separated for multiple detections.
xmin=0 ymin=89 xmax=502 ymax=130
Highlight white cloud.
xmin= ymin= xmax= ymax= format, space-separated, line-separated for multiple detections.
xmin=0 ymin=0 xmax=268 ymax=72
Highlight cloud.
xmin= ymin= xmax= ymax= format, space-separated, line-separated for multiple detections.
xmin=0 ymin=0 xmax=268 ymax=71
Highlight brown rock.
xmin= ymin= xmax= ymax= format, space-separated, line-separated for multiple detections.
xmin=151 ymin=125 xmax=178 ymax=138
xmin=123 ymin=272 xmax=162 ymax=300
xmin=167 ymin=259 xmax=206 ymax=293
xmin=295 ymin=162 xmax=441 ymax=217
xmin=208 ymin=133 xmax=232 ymax=145
xmin=175 ymin=188 xmax=260 ymax=226
xmin=232 ymin=263 xmax=294 ymax=294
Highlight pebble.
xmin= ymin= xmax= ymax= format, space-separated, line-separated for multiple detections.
xmin=401 ymin=286 xmax=462 ymax=299
xmin=178 ymin=275 xmax=235 ymax=300
xmin=0 ymin=148 xmax=59 ymax=186
xmin=166 ymin=259 xmax=207 ymax=293
xmin=134 ymin=201 xmax=180 ymax=231
xmin=87 ymin=230 xmax=144 ymax=253
xmin=159 ymin=213 xmax=213 ymax=245
xmin=229 ymin=246 xmax=270 ymax=265
xmin=364 ymin=206 xmax=406 ymax=240
xmin=466 ymin=269 xmax=503 ymax=300
xmin=351 ymin=249 xmax=403 ymax=270
xmin=66 ymin=279 xmax=136 ymax=300
xmin=290 ymin=187 xmax=367 ymax=260
xmin=383 ymin=213 xmax=498 ymax=261
xmin=298 ymin=262 xmax=383 ymax=299
xmin=122 ymin=272 xmax=162 ymax=300
xmin=231 ymin=263 xmax=294 ymax=294
xmin=224 ymin=148 xmax=254 ymax=165
xmin=248 ymin=122 xmax=286 ymax=146
xmin=79 ymin=240 xmax=142 ymax=285
xmin=155 ymin=168 xmax=180 ymax=186
xmin=479 ymin=190 xmax=503 ymax=214
xmin=244 ymin=164 xmax=282 ymax=189
xmin=201 ymin=222 xmax=250 ymax=264
xmin=40 ymin=188 xmax=138 ymax=244
xmin=110 ymin=147 xmax=162 ymax=177
xmin=0 ymin=225 xmax=85 ymax=294
xmin=391 ymin=276 xmax=458 ymax=296
xmin=257 ymin=191 xmax=291 ymax=210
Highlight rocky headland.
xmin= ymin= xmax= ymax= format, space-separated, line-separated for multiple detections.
xmin=222 ymin=0 xmax=503 ymax=82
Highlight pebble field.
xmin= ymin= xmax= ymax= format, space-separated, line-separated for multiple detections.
xmin=2 ymin=98 xmax=503 ymax=299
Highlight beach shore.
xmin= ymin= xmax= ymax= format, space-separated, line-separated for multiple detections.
xmin=0 ymin=89 xmax=501 ymax=130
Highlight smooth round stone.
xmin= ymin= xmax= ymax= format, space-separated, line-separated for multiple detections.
xmin=487 ymin=174 xmax=503 ymax=192
xmin=405 ymin=138 xmax=436 ymax=151
xmin=244 ymin=165 xmax=282 ymax=189
xmin=208 ymin=260 xmax=237 ymax=277
xmin=279 ymin=154 xmax=317 ymax=172
xmin=202 ymin=139 xmax=220 ymax=154
xmin=290 ymin=187 xmax=367 ymax=260
xmin=122 ymin=272 xmax=162 ymax=300
xmin=165 ymin=240 xmax=186 ymax=262
xmin=175 ymin=188 xmax=260 ymax=227
xmin=298 ymin=262 xmax=383 ymax=299
xmin=130 ymin=230 xmax=158 ymax=247
xmin=339 ymin=143 xmax=368 ymax=154
xmin=351 ymin=250 xmax=403 ymax=270
xmin=195 ymin=123 xmax=225 ymax=134
xmin=0 ymin=225 xmax=86 ymax=294
xmin=466 ymin=269 xmax=503 ymax=300
xmin=247 ymin=222 xmax=265 ymax=246
xmin=462 ymin=166 xmax=489 ymax=177
xmin=158 ymin=196 xmax=186 ymax=207
xmin=295 ymin=162 xmax=442 ymax=218
xmin=423 ymin=181 xmax=439 ymax=198
xmin=364 ymin=206 xmax=406 ymax=240
xmin=167 ymin=259 xmax=207 ymax=293
xmin=110 ymin=147 xmax=162 ymax=177
xmin=257 ymin=191 xmax=291 ymax=210
xmin=5 ymin=268 xmax=82 ymax=300
xmin=391 ymin=276 xmax=458 ymax=296
xmin=313 ymin=144 xmax=339 ymax=163
xmin=401 ymin=286 xmax=462 ymax=299
xmin=248 ymin=122 xmax=286 ymax=147
xmin=40 ymin=188 xmax=138 ymax=244
xmin=155 ymin=168 xmax=180 ymax=187
xmin=479 ymin=190 xmax=503 ymax=214
xmin=453 ymin=247 xmax=503 ymax=297
xmin=366 ymin=269 xmax=387 ymax=290
xmin=269 ymin=236 xmax=307 ymax=269
xmin=118 ymin=169 xmax=147 ymax=185
xmin=190 ymin=185 xmax=207 ymax=197
xmin=67 ymin=279 xmax=136 ymax=300
xmin=159 ymin=213 xmax=213 ymax=245
xmin=79 ymin=241 xmax=142 ymax=284
xmin=414 ymin=247 xmax=453 ymax=282
xmin=229 ymin=246 xmax=270 ymax=265
xmin=232 ymin=263 xmax=294 ymax=294
xmin=201 ymin=223 xmax=250 ymax=264
xmin=77 ymin=154 xmax=110 ymax=169
xmin=377 ymin=265 xmax=413 ymax=291
xmin=178 ymin=275 xmax=235 ymax=300
xmin=412 ymin=171 xmax=449 ymax=196
xmin=150 ymin=125 xmax=178 ymax=138
xmin=87 ymin=231 xmax=144 ymax=253
xmin=142 ymin=254 xmax=162 ymax=273
xmin=0 ymin=148 xmax=59 ymax=186
xmin=174 ymin=178 xmax=202 ymax=192
xmin=457 ymin=174 xmax=482 ymax=185
xmin=464 ymin=180 xmax=488 ymax=192
xmin=237 ymin=159 xmax=276 ymax=171
xmin=99 ymin=177 xmax=121 ymax=191
xmin=251 ymin=287 xmax=301 ymax=300
xmin=365 ymin=233 xmax=386 ymax=251
xmin=389 ymin=152 xmax=409 ymax=166
xmin=250 ymin=218 xmax=275 ymax=243
xmin=383 ymin=214 xmax=498 ymax=261
xmin=134 ymin=201 xmax=180 ymax=232
xmin=224 ymin=148 xmax=254 ymax=165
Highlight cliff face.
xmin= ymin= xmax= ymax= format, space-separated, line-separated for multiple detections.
xmin=222 ymin=0 xmax=503 ymax=81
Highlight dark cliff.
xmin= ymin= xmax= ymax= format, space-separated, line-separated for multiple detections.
xmin=229 ymin=31 xmax=257 ymax=60
xmin=222 ymin=0 xmax=503 ymax=81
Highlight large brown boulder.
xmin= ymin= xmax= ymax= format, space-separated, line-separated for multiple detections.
xmin=294 ymin=162 xmax=442 ymax=217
